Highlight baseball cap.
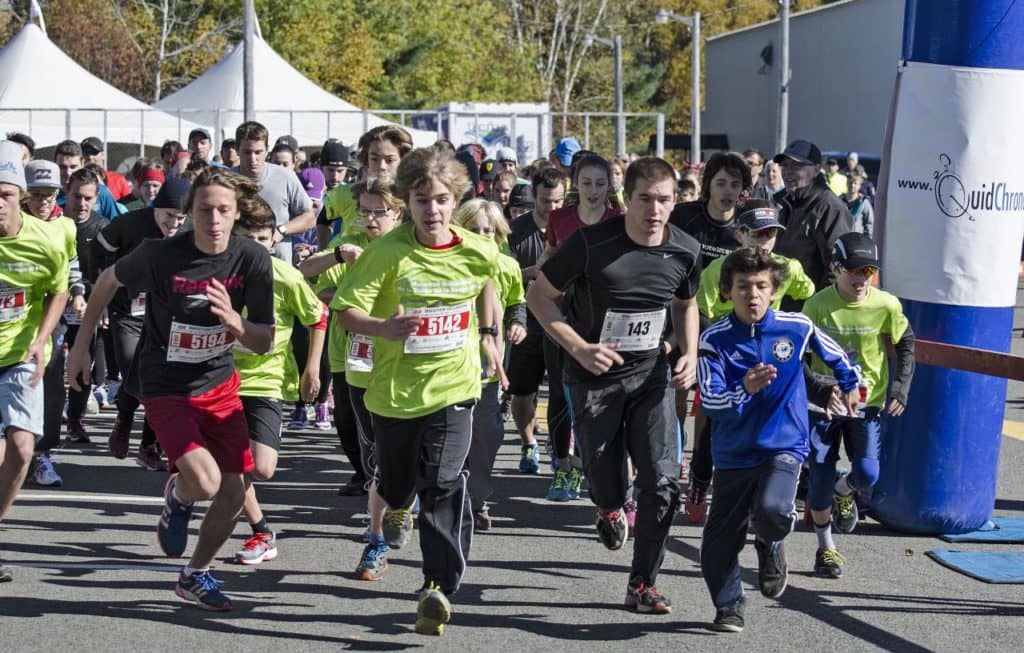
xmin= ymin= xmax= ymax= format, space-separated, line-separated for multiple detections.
xmin=832 ymin=232 xmax=880 ymax=269
xmin=320 ymin=139 xmax=353 ymax=168
xmin=275 ymin=135 xmax=298 ymax=153
xmin=555 ymin=137 xmax=581 ymax=167
xmin=773 ymin=139 xmax=822 ymax=166
xmin=188 ymin=128 xmax=211 ymax=143
xmin=80 ymin=137 xmax=104 ymax=155
xmin=508 ymin=183 xmax=534 ymax=209
xmin=480 ymin=159 xmax=497 ymax=182
xmin=298 ymin=168 xmax=326 ymax=201
xmin=0 ymin=141 xmax=26 ymax=191
xmin=737 ymin=206 xmax=784 ymax=231
xmin=25 ymin=160 xmax=61 ymax=190
xmin=495 ymin=146 xmax=517 ymax=163
xmin=153 ymin=176 xmax=191 ymax=211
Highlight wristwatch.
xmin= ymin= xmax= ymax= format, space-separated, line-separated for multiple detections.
xmin=478 ymin=324 xmax=498 ymax=336
xmin=276 ymin=224 xmax=288 ymax=237
xmin=334 ymin=245 xmax=345 ymax=264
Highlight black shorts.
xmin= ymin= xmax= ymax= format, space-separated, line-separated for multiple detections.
xmin=506 ymin=330 xmax=547 ymax=396
xmin=241 ymin=396 xmax=283 ymax=451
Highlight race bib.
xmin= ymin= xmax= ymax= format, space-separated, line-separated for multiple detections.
xmin=130 ymin=293 xmax=147 ymax=317
xmin=63 ymin=304 xmax=82 ymax=325
xmin=167 ymin=321 xmax=235 ymax=363
xmin=404 ymin=301 xmax=472 ymax=354
xmin=599 ymin=308 xmax=666 ymax=352
xmin=347 ymin=334 xmax=375 ymax=372
xmin=0 ymin=287 xmax=26 ymax=322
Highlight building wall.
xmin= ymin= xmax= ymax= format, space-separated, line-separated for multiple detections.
xmin=702 ymin=0 xmax=904 ymax=159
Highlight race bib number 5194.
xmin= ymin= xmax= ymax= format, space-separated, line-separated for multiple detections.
xmin=167 ymin=321 xmax=235 ymax=363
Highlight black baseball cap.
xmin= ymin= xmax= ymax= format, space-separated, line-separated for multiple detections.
xmin=275 ymin=135 xmax=298 ymax=153
xmin=80 ymin=137 xmax=104 ymax=155
xmin=320 ymin=139 xmax=353 ymax=168
xmin=508 ymin=183 xmax=534 ymax=209
xmin=773 ymin=139 xmax=822 ymax=166
xmin=188 ymin=128 xmax=211 ymax=143
xmin=832 ymin=232 xmax=880 ymax=269
xmin=480 ymin=159 xmax=497 ymax=181
xmin=737 ymin=206 xmax=784 ymax=231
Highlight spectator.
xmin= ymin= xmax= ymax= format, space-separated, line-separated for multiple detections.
xmin=81 ymin=137 xmax=133 ymax=201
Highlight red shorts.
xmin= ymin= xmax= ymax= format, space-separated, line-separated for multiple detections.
xmin=143 ymin=371 xmax=255 ymax=474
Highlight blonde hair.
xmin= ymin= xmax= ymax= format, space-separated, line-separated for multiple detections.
xmin=394 ymin=147 xmax=471 ymax=204
xmin=350 ymin=177 xmax=405 ymax=213
xmin=453 ymin=198 xmax=510 ymax=246
xmin=185 ymin=168 xmax=261 ymax=219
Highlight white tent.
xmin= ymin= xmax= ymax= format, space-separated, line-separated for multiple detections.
xmin=0 ymin=23 xmax=198 ymax=149
xmin=154 ymin=35 xmax=437 ymax=148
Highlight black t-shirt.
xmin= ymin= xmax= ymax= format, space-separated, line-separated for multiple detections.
xmin=507 ymin=211 xmax=548 ymax=334
xmin=113 ymin=233 xmax=274 ymax=398
xmin=94 ymin=207 xmax=181 ymax=317
xmin=541 ymin=216 xmax=701 ymax=382
xmin=668 ymin=200 xmax=742 ymax=272
xmin=73 ymin=212 xmax=110 ymax=292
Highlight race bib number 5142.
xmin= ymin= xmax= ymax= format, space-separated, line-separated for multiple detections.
xmin=167 ymin=321 xmax=235 ymax=363
xmin=403 ymin=301 xmax=472 ymax=354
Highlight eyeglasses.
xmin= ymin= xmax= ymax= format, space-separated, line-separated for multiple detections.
xmin=27 ymin=189 xmax=58 ymax=202
xmin=358 ymin=207 xmax=394 ymax=219
xmin=741 ymin=227 xmax=779 ymax=239
xmin=845 ymin=265 xmax=878 ymax=278
xmin=745 ymin=159 xmax=764 ymax=168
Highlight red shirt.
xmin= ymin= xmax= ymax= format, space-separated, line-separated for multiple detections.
xmin=546 ymin=205 xmax=618 ymax=250
xmin=105 ymin=171 xmax=132 ymax=202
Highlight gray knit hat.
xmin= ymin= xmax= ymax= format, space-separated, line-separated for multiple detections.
xmin=0 ymin=141 xmax=26 ymax=191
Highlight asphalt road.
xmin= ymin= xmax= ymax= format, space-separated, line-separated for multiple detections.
xmin=2 ymin=282 xmax=1023 ymax=652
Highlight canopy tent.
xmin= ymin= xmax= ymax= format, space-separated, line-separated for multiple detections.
xmin=154 ymin=35 xmax=437 ymax=149
xmin=0 ymin=23 xmax=199 ymax=149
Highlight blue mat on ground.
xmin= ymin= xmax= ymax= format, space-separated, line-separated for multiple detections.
xmin=938 ymin=517 xmax=1024 ymax=543
xmin=926 ymin=549 xmax=1024 ymax=583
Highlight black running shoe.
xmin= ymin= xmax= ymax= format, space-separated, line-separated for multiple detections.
xmin=755 ymin=538 xmax=788 ymax=599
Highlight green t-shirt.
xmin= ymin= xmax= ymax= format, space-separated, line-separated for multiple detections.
xmin=234 ymin=256 xmax=324 ymax=400
xmin=312 ymin=232 xmax=370 ymax=378
xmin=331 ymin=223 xmax=499 ymax=418
xmin=322 ymin=183 xmax=361 ymax=236
xmin=0 ymin=213 xmax=70 ymax=366
xmin=698 ymin=252 xmax=815 ymax=321
xmin=802 ymin=284 xmax=909 ymax=408
xmin=495 ymin=252 xmax=525 ymax=311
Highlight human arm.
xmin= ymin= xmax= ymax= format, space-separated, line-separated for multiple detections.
xmin=784 ymin=257 xmax=816 ymax=303
xmin=887 ymin=320 xmax=915 ymax=416
xmin=207 ymin=278 xmax=273 ymax=354
xmin=696 ymin=339 xmax=764 ymax=423
xmin=477 ymin=279 xmax=508 ymax=388
xmin=805 ymin=321 xmax=860 ymax=415
xmin=67 ymin=266 xmax=122 ymax=389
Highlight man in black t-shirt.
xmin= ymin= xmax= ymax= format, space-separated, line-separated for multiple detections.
xmin=527 ymin=157 xmax=700 ymax=615
xmin=506 ymin=167 xmax=566 ymax=475
xmin=93 ymin=177 xmax=191 ymax=469
xmin=68 ymin=169 xmax=274 ymax=612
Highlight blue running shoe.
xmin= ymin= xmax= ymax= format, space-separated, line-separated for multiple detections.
xmin=547 ymin=468 xmax=572 ymax=502
xmin=568 ymin=467 xmax=584 ymax=500
xmin=157 ymin=474 xmax=194 ymax=557
xmin=175 ymin=569 xmax=232 ymax=611
xmin=519 ymin=444 xmax=540 ymax=474
xmin=356 ymin=538 xmax=390 ymax=581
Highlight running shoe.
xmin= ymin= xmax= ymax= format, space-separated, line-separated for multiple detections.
xmin=337 ymin=474 xmax=368 ymax=496
xmin=288 ymin=404 xmax=308 ymax=430
xmin=157 ymin=474 xmax=194 ymax=557
xmin=568 ymin=466 xmax=584 ymax=500
xmin=684 ymin=481 xmax=709 ymax=525
xmin=711 ymin=596 xmax=746 ymax=633
xmin=136 ymin=444 xmax=169 ymax=472
xmin=108 ymin=415 xmax=132 ymax=459
xmin=0 ymin=563 xmax=11 ymax=583
xmin=546 ymin=468 xmax=572 ymax=502
xmin=33 ymin=453 xmax=62 ymax=487
xmin=814 ymin=547 xmax=846 ymax=579
xmin=754 ymin=538 xmax=788 ymax=599
xmin=518 ymin=443 xmax=540 ymax=474
xmin=415 ymin=581 xmax=452 ymax=636
xmin=355 ymin=539 xmax=390 ymax=581
xmin=473 ymin=507 xmax=491 ymax=532
xmin=833 ymin=491 xmax=860 ymax=534
xmin=383 ymin=507 xmax=414 ymax=549
xmin=596 ymin=509 xmax=628 ymax=551
xmin=625 ymin=575 xmax=672 ymax=614
xmin=65 ymin=419 xmax=90 ymax=444
xmin=623 ymin=498 xmax=638 ymax=539
xmin=235 ymin=531 xmax=278 ymax=565
xmin=313 ymin=402 xmax=332 ymax=430
xmin=175 ymin=568 xmax=231 ymax=611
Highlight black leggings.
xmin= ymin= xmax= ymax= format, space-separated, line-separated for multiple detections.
xmin=331 ymin=372 xmax=365 ymax=481
xmin=38 ymin=324 xmax=66 ymax=453
xmin=543 ymin=336 xmax=573 ymax=460
xmin=110 ymin=316 xmax=156 ymax=448
xmin=291 ymin=320 xmax=332 ymax=406
xmin=64 ymin=323 xmax=100 ymax=422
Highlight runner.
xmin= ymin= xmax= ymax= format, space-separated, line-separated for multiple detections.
xmin=332 ymin=147 xmax=504 ymax=635
xmin=506 ymin=167 xmax=567 ymax=475
xmin=21 ymin=160 xmax=82 ymax=487
xmin=95 ymin=177 xmax=191 ymax=470
xmin=802 ymin=233 xmax=915 ymax=578
xmin=67 ymin=168 xmax=274 ymax=611
xmin=537 ymin=153 xmax=619 ymax=503
xmin=697 ymin=246 xmax=858 ymax=632
xmin=454 ymin=198 xmax=526 ymax=530
xmin=0 ymin=141 xmax=71 ymax=582
xmin=527 ymin=156 xmax=700 ymax=615
xmin=231 ymin=197 xmax=327 ymax=566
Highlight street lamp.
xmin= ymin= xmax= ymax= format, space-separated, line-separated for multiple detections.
xmin=655 ymin=8 xmax=701 ymax=164
xmin=584 ymin=33 xmax=626 ymax=158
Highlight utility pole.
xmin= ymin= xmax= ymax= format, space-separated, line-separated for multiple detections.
xmin=654 ymin=9 xmax=701 ymax=163
xmin=613 ymin=35 xmax=625 ymax=157
xmin=243 ymin=0 xmax=255 ymax=122
xmin=776 ymin=0 xmax=790 ymax=154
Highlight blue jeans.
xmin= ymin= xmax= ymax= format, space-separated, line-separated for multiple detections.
xmin=807 ymin=409 xmax=882 ymax=512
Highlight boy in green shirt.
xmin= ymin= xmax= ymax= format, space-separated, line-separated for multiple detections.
xmin=0 ymin=141 xmax=71 ymax=582
xmin=802 ymin=232 xmax=915 ymax=579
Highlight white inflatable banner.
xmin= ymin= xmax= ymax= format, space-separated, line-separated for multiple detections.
xmin=882 ymin=61 xmax=1024 ymax=307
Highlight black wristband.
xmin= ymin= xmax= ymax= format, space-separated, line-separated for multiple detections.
xmin=334 ymin=245 xmax=344 ymax=264
xmin=479 ymin=325 xmax=498 ymax=336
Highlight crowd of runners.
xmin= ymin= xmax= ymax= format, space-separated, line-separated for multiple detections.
xmin=0 ymin=122 xmax=915 ymax=635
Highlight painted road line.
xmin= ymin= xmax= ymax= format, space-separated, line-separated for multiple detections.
xmin=1005 ymin=420 xmax=1024 ymax=441
xmin=17 ymin=492 xmax=166 ymax=503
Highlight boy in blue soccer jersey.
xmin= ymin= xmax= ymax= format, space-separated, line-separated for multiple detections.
xmin=696 ymin=247 xmax=859 ymax=633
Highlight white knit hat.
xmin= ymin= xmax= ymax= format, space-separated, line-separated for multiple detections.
xmin=0 ymin=141 xmax=26 ymax=191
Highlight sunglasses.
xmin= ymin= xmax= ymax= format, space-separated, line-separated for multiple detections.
xmin=844 ymin=265 xmax=878 ymax=278
xmin=358 ymin=207 xmax=394 ymax=219
xmin=740 ymin=227 xmax=779 ymax=239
